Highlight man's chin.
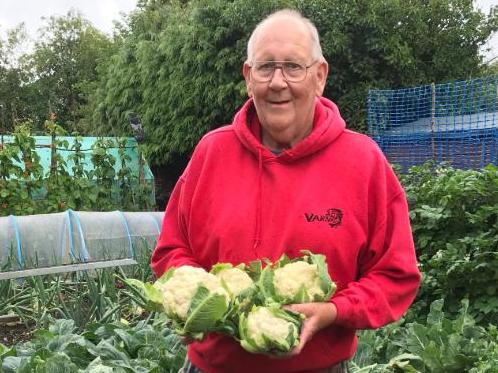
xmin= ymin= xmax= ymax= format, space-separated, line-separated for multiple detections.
xmin=262 ymin=119 xmax=293 ymax=133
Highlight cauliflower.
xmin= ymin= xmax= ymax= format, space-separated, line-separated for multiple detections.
xmin=239 ymin=305 xmax=303 ymax=354
xmin=125 ymin=252 xmax=334 ymax=348
xmin=151 ymin=265 xmax=230 ymax=339
xmin=156 ymin=266 xmax=228 ymax=319
xmin=274 ymin=261 xmax=324 ymax=301
xmin=246 ymin=307 xmax=294 ymax=344
xmin=211 ymin=264 xmax=254 ymax=297
xmin=258 ymin=251 xmax=336 ymax=304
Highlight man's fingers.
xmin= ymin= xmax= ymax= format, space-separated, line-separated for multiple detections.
xmin=284 ymin=303 xmax=306 ymax=315
xmin=288 ymin=317 xmax=313 ymax=356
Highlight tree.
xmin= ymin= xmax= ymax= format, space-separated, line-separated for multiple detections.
xmin=91 ymin=0 xmax=293 ymax=165
xmin=0 ymin=25 xmax=29 ymax=132
xmin=25 ymin=10 xmax=116 ymax=132
xmin=88 ymin=0 xmax=498 ymax=166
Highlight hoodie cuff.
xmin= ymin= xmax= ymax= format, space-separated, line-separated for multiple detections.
xmin=331 ymin=295 xmax=357 ymax=327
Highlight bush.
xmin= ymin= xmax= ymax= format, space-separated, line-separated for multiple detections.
xmin=400 ymin=162 xmax=498 ymax=324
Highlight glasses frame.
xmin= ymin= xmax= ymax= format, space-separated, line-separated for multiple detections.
xmin=249 ymin=60 xmax=318 ymax=83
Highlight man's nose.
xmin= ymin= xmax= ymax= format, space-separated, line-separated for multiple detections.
xmin=269 ymin=67 xmax=288 ymax=89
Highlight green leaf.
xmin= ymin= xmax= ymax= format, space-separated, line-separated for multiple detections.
xmin=125 ymin=278 xmax=163 ymax=308
xmin=183 ymin=286 xmax=228 ymax=334
xmin=113 ymin=329 xmax=141 ymax=356
xmin=87 ymin=341 xmax=129 ymax=362
xmin=93 ymin=147 xmax=106 ymax=156
xmin=42 ymin=352 xmax=79 ymax=373
xmin=210 ymin=263 xmax=234 ymax=275
xmin=49 ymin=319 xmax=75 ymax=335
xmin=2 ymin=356 xmax=23 ymax=372
xmin=257 ymin=265 xmax=276 ymax=304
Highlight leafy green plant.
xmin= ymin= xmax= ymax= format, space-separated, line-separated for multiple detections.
xmin=66 ymin=133 xmax=98 ymax=210
xmin=89 ymin=0 xmax=497 ymax=167
xmin=0 ymin=318 xmax=186 ymax=372
xmin=400 ymin=163 xmax=498 ymax=323
xmin=393 ymin=299 xmax=498 ymax=372
xmin=352 ymin=299 xmax=498 ymax=372
xmin=0 ymin=141 xmax=23 ymax=213
xmin=0 ymin=258 xmax=155 ymax=331
xmin=43 ymin=121 xmax=73 ymax=213
xmin=89 ymin=138 xmax=117 ymax=211
xmin=0 ymin=128 xmax=155 ymax=216
xmin=0 ymin=123 xmax=44 ymax=215
xmin=116 ymin=137 xmax=134 ymax=210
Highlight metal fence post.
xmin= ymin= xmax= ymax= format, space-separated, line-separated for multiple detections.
xmin=431 ymin=82 xmax=437 ymax=161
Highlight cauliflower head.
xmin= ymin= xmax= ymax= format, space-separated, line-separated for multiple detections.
xmin=246 ymin=307 xmax=295 ymax=345
xmin=215 ymin=267 xmax=254 ymax=297
xmin=239 ymin=305 xmax=302 ymax=354
xmin=273 ymin=261 xmax=324 ymax=300
xmin=156 ymin=265 xmax=228 ymax=320
xmin=258 ymin=251 xmax=336 ymax=304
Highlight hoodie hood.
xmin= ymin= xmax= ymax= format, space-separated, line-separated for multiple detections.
xmin=233 ymin=96 xmax=346 ymax=162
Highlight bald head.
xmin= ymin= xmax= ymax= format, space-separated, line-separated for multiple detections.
xmin=246 ymin=9 xmax=324 ymax=63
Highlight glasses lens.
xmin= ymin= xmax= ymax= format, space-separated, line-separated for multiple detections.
xmin=253 ymin=62 xmax=276 ymax=81
xmin=282 ymin=62 xmax=305 ymax=82
xmin=252 ymin=61 xmax=306 ymax=82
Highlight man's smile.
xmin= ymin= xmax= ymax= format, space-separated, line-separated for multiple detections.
xmin=267 ymin=99 xmax=291 ymax=107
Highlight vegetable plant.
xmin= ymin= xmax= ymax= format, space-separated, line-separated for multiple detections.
xmin=258 ymin=251 xmax=337 ymax=305
xmin=239 ymin=305 xmax=303 ymax=355
xmin=126 ymin=251 xmax=336 ymax=355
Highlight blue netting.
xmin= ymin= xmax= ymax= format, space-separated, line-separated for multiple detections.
xmin=368 ymin=75 xmax=498 ymax=171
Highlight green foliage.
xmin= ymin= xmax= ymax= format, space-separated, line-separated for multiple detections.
xmin=352 ymin=299 xmax=498 ymax=373
xmin=0 ymin=25 xmax=29 ymax=133
xmin=0 ymin=125 xmax=154 ymax=216
xmin=0 ymin=318 xmax=186 ymax=372
xmin=90 ymin=0 xmax=498 ymax=166
xmin=301 ymin=0 xmax=497 ymax=132
xmin=0 ymin=123 xmax=44 ymax=215
xmin=0 ymin=11 xmax=116 ymax=133
xmin=65 ymin=135 xmax=96 ymax=210
xmin=89 ymin=138 xmax=118 ymax=210
xmin=351 ymin=162 xmax=498 ymax=371
xmin=0 ymin=239 xmax=156 ymax=327
xmin=486 ymin=60 xmax=498 ymax=75
xmin=91 ymin=0 xmax=292 ymax=164
xmin=400 ymin=163 xmax=498 ymax=324
xmin=25 ymin=10 xmax=116 ymax=132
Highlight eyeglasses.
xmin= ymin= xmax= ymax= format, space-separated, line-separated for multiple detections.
xmin=250 ymin=60 xmax=317 ymax=83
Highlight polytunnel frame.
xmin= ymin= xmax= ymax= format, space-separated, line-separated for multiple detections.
xmin=0 ymin=209 xmax=147 ymax=280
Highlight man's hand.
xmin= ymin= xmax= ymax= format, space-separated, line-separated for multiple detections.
xmin=284 ymin=302 xmax=337 ymax=356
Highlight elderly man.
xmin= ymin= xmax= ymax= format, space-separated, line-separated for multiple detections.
xmin=151 ymin=9 xmax=420 ymax=373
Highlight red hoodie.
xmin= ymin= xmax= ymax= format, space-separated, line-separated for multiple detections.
xmin=151 ymin=97 xmax=421 ymax=373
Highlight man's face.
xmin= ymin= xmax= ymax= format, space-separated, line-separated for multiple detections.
xmin=243 ymin=17 xmax=328 ymax=148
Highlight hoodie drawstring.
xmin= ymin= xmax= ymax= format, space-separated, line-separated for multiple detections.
xmin=253 ymin=147 xmax=263 ymax=251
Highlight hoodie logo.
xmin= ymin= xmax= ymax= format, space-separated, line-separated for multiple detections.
xmin=304 ymin=208 xmax=343 ymax=228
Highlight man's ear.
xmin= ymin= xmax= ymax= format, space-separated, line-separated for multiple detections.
xmin=314 ymin=60 xmax=329 ymax=97
xmin=243 ymin=62 xmax=253 ymax=98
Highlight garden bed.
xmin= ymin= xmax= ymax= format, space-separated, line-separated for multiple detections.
xmin=0 ymin=320 xmax=34 ymax=346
